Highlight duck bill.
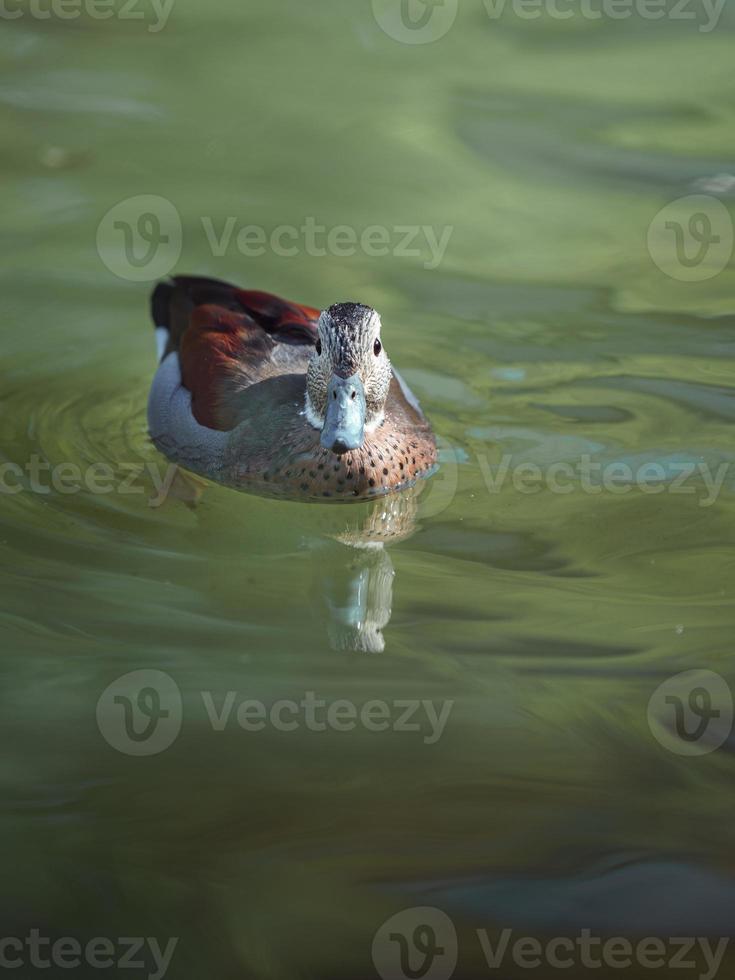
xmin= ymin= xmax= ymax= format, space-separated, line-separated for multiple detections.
xmin=320 ymin=374 xmax=366 ymax=455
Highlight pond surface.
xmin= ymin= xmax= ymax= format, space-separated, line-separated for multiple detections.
xmin=1 ymin=1 xmax=735 ymax=977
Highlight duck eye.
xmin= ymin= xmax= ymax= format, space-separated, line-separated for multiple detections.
xmin=315 ymin=339 xmax=322 ymax=356
xmin=373 ymin=338 xmax=382 ymax=356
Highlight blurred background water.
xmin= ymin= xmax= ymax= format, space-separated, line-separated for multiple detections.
xmin=1 ymin=0 xmax=735 ymax=977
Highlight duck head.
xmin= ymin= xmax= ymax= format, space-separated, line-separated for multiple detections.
xmin=305 ymin=303 xmax=392 ymax=455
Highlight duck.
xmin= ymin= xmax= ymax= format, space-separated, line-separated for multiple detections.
xmin=147 ymin=275 xmax=437 ymax=501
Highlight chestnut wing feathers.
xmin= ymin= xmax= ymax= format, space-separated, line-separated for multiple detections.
xmin=150 ymin=276 xmax=320 ymax=430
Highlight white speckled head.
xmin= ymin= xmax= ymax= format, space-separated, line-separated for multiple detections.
xmin=305 ymin=303 xmax=392 ymax=454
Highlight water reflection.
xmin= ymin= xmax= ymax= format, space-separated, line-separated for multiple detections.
xmin=311 ymin=483 xmax=424 ymax=653
xmin=318 ymin=542 xmax=395 ymax=653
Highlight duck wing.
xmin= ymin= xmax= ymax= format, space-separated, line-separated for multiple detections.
xmin=150 ymin=275 xmax=320 ymax=430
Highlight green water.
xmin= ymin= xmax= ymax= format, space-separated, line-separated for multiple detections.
xmin=2 ymin=1 xmax=735 ymax=977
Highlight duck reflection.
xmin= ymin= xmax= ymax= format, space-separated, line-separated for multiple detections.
xmin=320 ymin=542 xmax=394 ymax=653
xmin=160 ymin=467 xmax=435 ymax=653
xmin=310 ymin=483 xmax=425 ymax=653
